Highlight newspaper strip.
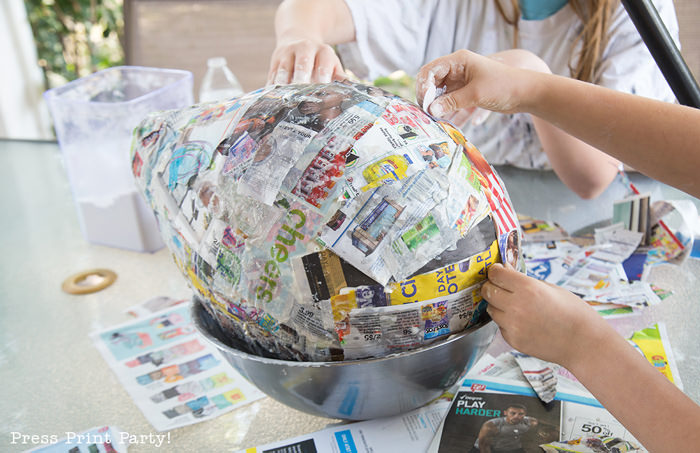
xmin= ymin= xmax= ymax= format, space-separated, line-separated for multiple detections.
xmin=335 ymin=282 xmax=487 ymax=360
xmin=628 ymin=322 xmax=683 ymax=388
xmin=318 ymin=169 xmax=461 ymax=285
xmin=592 ymin=223 xmax=644 ymax=263
xmin=329 ymin=240 xmax=499 ymax=359
xmin=647 ymin=199 xmax=700 ymax=263
xmin=467 ymin=352 xmax=594 ymax=406
xmin=421 ymin=82 xmax=446 ymax=112
xmin=613 ymin=191 xmax=651 ymax=243
xmin=519 ymin=215 xmax=570 ymax=243
xmin=125 ymin=296 xmax=189 ymax=318
xmin=510 ymin=352 xmax=559 ymax=403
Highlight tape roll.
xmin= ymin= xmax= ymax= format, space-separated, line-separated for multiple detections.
xmin=62 ymin=269 xmax=117 ymax=295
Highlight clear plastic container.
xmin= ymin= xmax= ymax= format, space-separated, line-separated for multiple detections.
xmin=199 ymin=57 xmax=244 ymax=102
xmin=44 ymin=66 xmax=194 ymax=252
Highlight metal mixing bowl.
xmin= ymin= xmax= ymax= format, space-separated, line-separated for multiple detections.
xmin=192 ymin=297 xmax=497 ymax=420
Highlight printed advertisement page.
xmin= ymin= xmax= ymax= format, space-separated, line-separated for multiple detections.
xmin=91 ymin=303 xmax=265 ymax=431
xmin=428 ymin=379 xmax=645 ymax=452
xmin=238 ymin=398 xmax=451 ymax=453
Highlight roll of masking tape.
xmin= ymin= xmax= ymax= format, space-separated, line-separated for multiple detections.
xmin=62 ymin=268 xmax=117 ymax=295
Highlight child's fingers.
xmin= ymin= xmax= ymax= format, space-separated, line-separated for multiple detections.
xmin=470 ymin=107 xmax=491 ymax=126
xmin=480 ymin=280 xmax=513 ymax=312
xmin=485 ymin=302 xmax=505 ymax=325
xmin=485 ymin=263 xmax=508 ymax=288
xmin=447 ymin=108 xmax=473 ymax=128
xmin=487 ymin=263 xmax=529 ymax=292
xmin=416 ymin=55 xmax=459 ymax=103
xmin=486 ymin=304 xmax=518 ymax=348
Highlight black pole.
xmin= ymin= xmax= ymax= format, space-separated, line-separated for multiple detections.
xmin=621 ymin=0 xmax=700 ymax=108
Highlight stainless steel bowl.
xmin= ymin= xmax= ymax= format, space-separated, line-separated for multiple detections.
xmin=192 ymin=298 xmax=497 ymax=420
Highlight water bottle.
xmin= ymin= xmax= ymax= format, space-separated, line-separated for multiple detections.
xmin=199 ymin=57 xmax=244 ymax=103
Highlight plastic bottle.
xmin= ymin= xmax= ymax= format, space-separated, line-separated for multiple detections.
xmin=199 ymin=57 xmax=244 ymax=103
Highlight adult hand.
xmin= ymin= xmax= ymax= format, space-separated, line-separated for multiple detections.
xmin=481 ymin=263 xmax=610 ymax=368
xmin=267 ymin=38 xmax=346 ymax=85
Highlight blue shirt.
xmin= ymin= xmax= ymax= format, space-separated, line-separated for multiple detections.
xmin=520 ymin=0 xmax=569 ymax=20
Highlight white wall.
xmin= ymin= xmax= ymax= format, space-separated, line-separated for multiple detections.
xmin=0 ymin=0 xmax=54 ymax=140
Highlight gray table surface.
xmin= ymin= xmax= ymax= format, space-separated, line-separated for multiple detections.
xmin=1 ymin=139 xmax=698 ymax=452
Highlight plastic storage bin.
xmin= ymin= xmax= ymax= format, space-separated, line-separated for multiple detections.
xmin=44 ymin=66 xmax=193 ymax=252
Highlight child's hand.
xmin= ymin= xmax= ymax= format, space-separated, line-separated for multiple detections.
xmin=268 ymin=38 xmax=346 ymax=85
xmin=416 ymin=49 xmax=549 ymax=120
xmin=481 ymin=263 xmax=609 ymax=368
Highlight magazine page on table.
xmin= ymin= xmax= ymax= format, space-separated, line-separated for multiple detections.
xmin=236 ymin=396 xmax=452 ymax=453
xmin=427 ymin=380 xmax=562 ymax=453
xmin=466 ymin=353 xmax=600 ymax=408
xmin=91 ymin=302 xmax=264 ymax=431
xmin=427 ymin=378 xmax=644 ymax=453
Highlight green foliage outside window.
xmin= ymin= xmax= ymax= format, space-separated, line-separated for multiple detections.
xmin=372 ymin=71 xmax=416 ymax=102
xmin=24 ymin=0 xmax=125 ymax=89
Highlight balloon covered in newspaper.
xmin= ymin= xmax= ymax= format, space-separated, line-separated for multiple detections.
xmin=130 ymin=81 xmax=521 ymax=361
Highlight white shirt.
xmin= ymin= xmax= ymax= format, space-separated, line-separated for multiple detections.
xmin=337 ymin=0 xmax=679 ymax=168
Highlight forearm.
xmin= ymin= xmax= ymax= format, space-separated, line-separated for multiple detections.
xmin=275 ymin=0 xmax=354 ymax=44
xmin=523 ymin=72 xmax=700 ymax=198
xmin=530 ymin=116 xmax=619 ymax=199
xmin=566 ymin=324 xmax=700 ymax=452
xmin=486 ymin=49 xmax=616 ymax=198
xmin=478 ymin=438 xmax=492 ymax=453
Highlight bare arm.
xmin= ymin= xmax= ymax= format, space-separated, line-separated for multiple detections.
xmin=269 ymin=0 xmax=354 ymax=84
xmin=416 ymin=49 xmax=700 ymax=199
xmin=529 ymin=116 xmax=619 ymax=199
xmin=417 ymin=49 xmax=700 ymax=450
xmin=482 ymin=264 xmax=700 ymax=452
xmin=526 ymin=69 xmax=700 ymax=199
xmin=476 ymin=420 xmax=497 ymax=453
xmin=488 ymin=50 xmax=619 ymax=199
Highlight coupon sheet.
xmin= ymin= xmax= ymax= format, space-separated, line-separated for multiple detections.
xmin=92 ymin=302 xmax=265 ymax=431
